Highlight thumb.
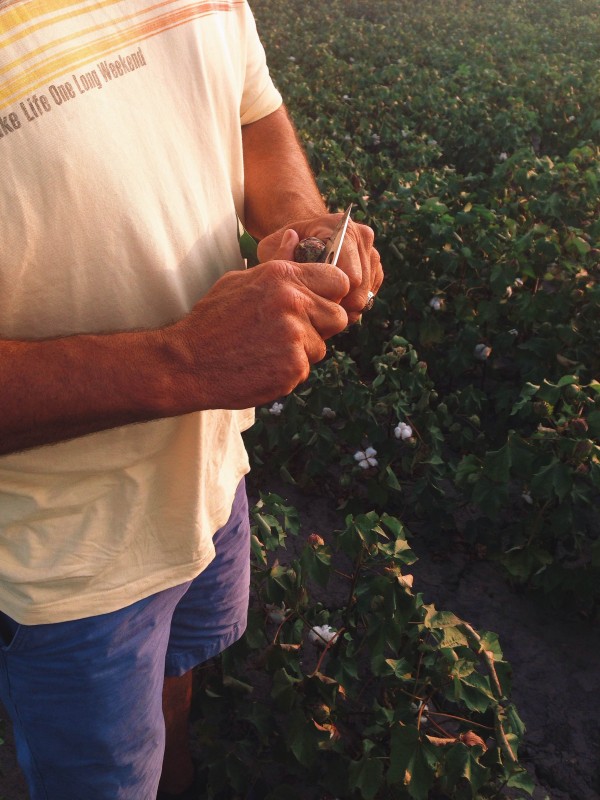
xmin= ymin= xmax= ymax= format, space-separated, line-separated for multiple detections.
xmin=258 ymin=228 xmax=300 ymax=263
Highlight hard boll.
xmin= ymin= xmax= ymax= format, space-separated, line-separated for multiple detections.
xmin=294 ymin=237 xmax=326 ymax=263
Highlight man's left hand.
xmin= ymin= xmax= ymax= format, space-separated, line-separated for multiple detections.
xmin=257 ymin=212 xmax=384 ymax=324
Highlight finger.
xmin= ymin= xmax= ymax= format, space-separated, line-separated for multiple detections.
xmin=302 ymin=295 xmax=349 ymax=340
xmin=275 ymin=228 xmax=300 ymax=261
xmin=263 ymin=259 xmax=350 ymax=304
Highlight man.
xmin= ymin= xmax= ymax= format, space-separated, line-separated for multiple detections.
xmin=0 ymin=2 xmax=382 ymax=798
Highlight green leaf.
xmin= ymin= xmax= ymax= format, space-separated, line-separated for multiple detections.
xmin=471 ymin=476 xmax=508 ymax=517
xmin=237 ymin=217 xmax=259 ymax=267
xmin=531 ymin=460 xmax=572 ymax=501
xmin=586 ymin=410 xmax=600 ymax=438
xmin=438 ymin=626 xmax=469 ymax=649
xmin=388 ymin=726 xmax=436 ymax=800
xmin=510 ymin=383 xmax=540 ymax=415
xmin=384 ymin=658 xmax=413 ymax=681
xmin=285 ymin=707 xmax=320 ymax=767
xmin=349 ymin=756 xmax=384 ymax=800
xmin=385 ymin=464 xmax=403 ymax=491
xmin=452 ymin=673 xmax=494 ymax=712
xmin=483 ymin=443 xmax=512 ymax=483
xmin=300 ymin=546 xmax=331 ymax=588
xmin=443 ymin=743 xmax=490 ymax=794
xmin=250 ymin=534 xmax=267 ymax=567
xmin=506 ymin=767 xmax=536 ymax=793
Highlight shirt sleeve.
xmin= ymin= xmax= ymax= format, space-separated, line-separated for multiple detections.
xmin=240 ymin=1 xmax=283 ymax=125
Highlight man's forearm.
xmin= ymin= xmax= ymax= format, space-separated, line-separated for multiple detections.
xmin=242 ymin=105 xmax=327 ymax=239
xmin=0 ymin=106 xmax=341 ymax=457
xmin=0 ymin=327 xmax=187 ymax=455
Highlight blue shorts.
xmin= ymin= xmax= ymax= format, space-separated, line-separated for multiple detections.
xmin=0 ymin=479 xmax=250 ymax=800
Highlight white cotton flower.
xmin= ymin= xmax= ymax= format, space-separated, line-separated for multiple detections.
xmin=508 ymin=328 xmax=519 ymax=337
xmin=429 ymin=296 xmax=443 ymax=311
xmin=410 ymin=701 xmax=431 ymax=721
xmin=474 ymin=344 xmax=492 ymax=361
xmin=371 ymin=133 xmax=381 ymax=145
xmin=265 ymin=603 xmax=289 ymax=624
xmin=513 ymin=277 xmax=524 ymax=288
xmin=522 ymin=492 xmax=533 ymax=505
xmin=567 ymin=115 xmax=575 ymax=122
xmin=395 ymin=422 xmax=413 ymax=440
xmin=288 ymin=56 xmax=296 ymax=62
xmin=269 ymin=402 xmax=284 ymax=415
xmin=342 ymin=94 xmax=350 ymax=101
xmin=321 ymin=407 xmax=337 ymax=420
xmin=401 ymin=129 xmax=409 ymax=138
xmin=354 ymin=447 xmax=378 ymax=469
xmin=499 ymin=152 xmax=508 ymax=161
xmin=505 ymin=286 xmax=513 ymax=298
xmin=309 ymin=624 xmax=338 ymax=646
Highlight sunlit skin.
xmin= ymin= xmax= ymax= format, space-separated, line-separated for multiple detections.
xmin=0 ymin=104 xmax=382 ymax=793
xmin=0 ymin=108 xmax=381 ymax=458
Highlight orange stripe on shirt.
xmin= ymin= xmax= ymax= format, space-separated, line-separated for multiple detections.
xmin=0 ymin=0 xmax=244 ymax=109
xmin=0 ymin=0 xmax=179 ymax=78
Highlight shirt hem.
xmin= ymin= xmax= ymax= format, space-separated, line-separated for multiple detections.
xmin=0 ymin=551 xmax=217 ymax=626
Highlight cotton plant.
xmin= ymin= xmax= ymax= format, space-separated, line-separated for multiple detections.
xmin=309 ymin=624 xmax=338 ymax=647
xmin=269 ymin=401 xmax=284 ymax=416
xmin=265 ymin=603 xmax=290 ymax=624
xmin=395 ymin=422 xmax=413 ymax=441
xmin=474 ymin=343 xmax=492 ymax=361
xmin=354 ymin=447 xmax=378 ymax=469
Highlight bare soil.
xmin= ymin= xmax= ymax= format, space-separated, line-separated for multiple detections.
xmin=1 ymin=482 xmax=599 ymax=800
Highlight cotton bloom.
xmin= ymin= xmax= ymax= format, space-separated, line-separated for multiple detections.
xmin=474 ymin=343 xmax=492 ymax=361
xmin=395 ymin=422 xmax=413 ymax=440
xmin=265 ymin=603 xmax=289 ymax=624
xmin=321 ymin=407 xmax=336 ymax=420
xmin=504 ymin=286 xmax=513 ymax=298
xmin=354 ymin=447 xmax=378 ymax=469
xmin=288 ymin=56 xmax=296 ymax=62
xmin=309 ymin=624 xmax=338 ymax=647
xmin=410 ymin=701 xmax=431 ymax=721
xmin=499 ymin=151 xmax=508 ymax=161
xmin=269 ymin=402 xmax=284 ymax=415
xmin=521 ymin=492 xmax=533 ymax=505
xmin=429 ymin=296 xmax=443 ymax=311
xmin=508 ymin=328 xmax=519 ymax=336
xmin=513 ymin=277 xmax=524 ymax=288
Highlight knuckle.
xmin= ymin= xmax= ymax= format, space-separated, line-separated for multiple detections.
xmin=354 ymin=222 xmax=375 ymax=247
xmin=262 ymin=259 xmax=297 ymax=284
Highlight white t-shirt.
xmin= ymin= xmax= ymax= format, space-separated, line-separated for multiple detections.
xmin=0 ymin=0 xmax=282 ymax=623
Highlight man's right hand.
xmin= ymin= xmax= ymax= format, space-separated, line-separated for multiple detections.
xmin=169 ymin=229 xmax=350 ymax=410
xmin=0 ymin=232 xmax=348 ymax=455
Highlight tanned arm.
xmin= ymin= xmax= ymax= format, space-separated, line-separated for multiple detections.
xmin=242 ymin=106 xmax=384 ymax=321
xmin=242 ymin=105 xmax=327 ymax=238
xmin=0 ymin=105 xmax=368 ymax=457
xmin=0 ymin=105 xmax=352 ymax=456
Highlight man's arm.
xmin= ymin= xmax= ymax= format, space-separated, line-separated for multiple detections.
xmin=0 ymin=247 xmax=349 ymax=456
xmin=242 ymin=105 xmax=327 ymax=238
xmin=243 ymin=106 xmax=384 ymax=321
xmin=0 ymin=106 xmax=363 ymax=457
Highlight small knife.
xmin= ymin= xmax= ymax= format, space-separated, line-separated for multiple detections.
xmin=294 ymin=204 xmax=353 ymax=266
